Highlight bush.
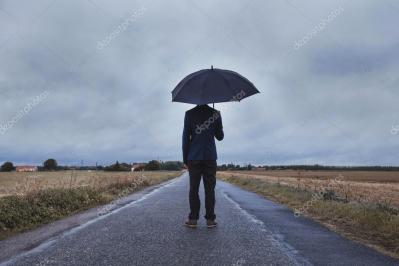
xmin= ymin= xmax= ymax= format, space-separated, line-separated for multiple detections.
xmin=145 ymin=160 xmax=161 ymax=171
xmin=43 ymin=159 xmax=58 ymax=171
xmin=104 ymin=161 xmax=130 ymax=171
xmin=0 ymin=188 xmax=107 ymax=233
xmin=0 ymin=162 xmax=15 ymax=172
xmin=161 ymin=161 xmax=183 ymax=171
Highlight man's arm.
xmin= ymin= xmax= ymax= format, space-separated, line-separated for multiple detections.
xmin=215 ymin=111 xmax=224 ymax=141
xmin=182 ymin=112 xmax=191 ymax=164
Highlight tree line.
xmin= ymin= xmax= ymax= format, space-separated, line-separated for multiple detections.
xmin=3 ymin=160 xmax=399 ymax=172
xmin=217 ymin=164 xmax=399 ymax=171
xmin=0 ymin=159 xmax=58 ymax=172
xmin=0 ymin=159 xmax=184 ymax=172
xmin=104 ymin=160 xmax=184 ymax=171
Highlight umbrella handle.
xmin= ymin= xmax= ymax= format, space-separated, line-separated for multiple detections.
xmin=212 ymin=103 xmax=214 ymax=109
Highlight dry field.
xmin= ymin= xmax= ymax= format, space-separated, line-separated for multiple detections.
xmin=218 ymin=170 xmax=399 ymax=208
xmin=0 ymin=170 xmax=182 ymax=240
xmin=0 ymin=170 xmax=181 ymax=197
xmin=233 ymin=170 xmax=399 ymax=182
xmin=218 ymin=170 xmax=399 ymax=258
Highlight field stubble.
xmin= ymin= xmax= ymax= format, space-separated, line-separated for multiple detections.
xmin=0 ymin=170 xmax=181 ymax=239
xmin=218 ymin=170 xmax=399 ymax=258
xmin=0 ymin=170 xmax=180 ymax=197
xmin=219 ymin=170 xmax=399 ymax=208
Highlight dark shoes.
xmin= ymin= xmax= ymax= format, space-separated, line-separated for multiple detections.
xmin=184 ymin=219 xmax=198 ymax=228
xmin=206 ymin=220 xmax=217 ymax=228
xmin=184 ymin=219 xmax=217 ymax=228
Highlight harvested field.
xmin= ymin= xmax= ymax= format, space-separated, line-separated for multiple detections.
xmin=218 ymin=171 xmax=399 ymax=208
xmin=0 ymin=171 xmax=181 ymax=197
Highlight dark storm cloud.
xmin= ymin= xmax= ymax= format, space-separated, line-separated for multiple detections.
xmin=0 ymin=0 xmax=398 ymax=166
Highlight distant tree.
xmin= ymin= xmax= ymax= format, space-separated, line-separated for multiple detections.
xmin=43 ymin=159 xmax=58 ymax=171
xmin=120 ymin=163 xmax=131 ymax=170
xmin=217 ymin=164 xmax=228 ymax=171
xmin=145 ymin=160 xmax=161 ymax=171
xmin=227 ymin=163 xmax=235 ymax=170
xmin=104 ymin=161 xmax=130 ymax=171
xmin=0 ymin=161 xmax=15 ymax=172
xmin=160 ymin=161 xmax=183 ymax=171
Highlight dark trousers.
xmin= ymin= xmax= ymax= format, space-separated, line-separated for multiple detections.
xmin=188 ymin=160 xmax=217 ymax=221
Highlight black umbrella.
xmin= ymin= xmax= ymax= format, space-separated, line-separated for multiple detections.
xmin=172 ymin=66 xmax=259 ymax=105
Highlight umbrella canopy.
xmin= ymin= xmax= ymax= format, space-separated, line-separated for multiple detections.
xmin=172 ymin=66 xmax=259 ymax=105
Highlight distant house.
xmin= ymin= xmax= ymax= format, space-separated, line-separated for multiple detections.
xmin=16 ymin=166 xmax=38 ymax=172
xmin=131 ymin=163 xmax=146 ymax=172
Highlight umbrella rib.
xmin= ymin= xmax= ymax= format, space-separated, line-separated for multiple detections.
xmin=172 ymin=70 xmax=205 ymax=100
xmin=200 ymin=71 xmax=211 ymax=104
xmin=214 ymin=71 xmax=239 ymax=101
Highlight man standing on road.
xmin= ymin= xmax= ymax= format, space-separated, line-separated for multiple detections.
xmin=182 ymin=104 xmax=224 ymax=228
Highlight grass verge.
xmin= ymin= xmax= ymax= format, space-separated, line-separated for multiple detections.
xmin=0 ymin=172 xmax=180 ymax=240
xmin=218 ymin=174 xmax=399 ymax=259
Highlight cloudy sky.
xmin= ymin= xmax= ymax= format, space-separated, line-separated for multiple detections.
xmin=1 ymin=0 xmax=398 ymax=166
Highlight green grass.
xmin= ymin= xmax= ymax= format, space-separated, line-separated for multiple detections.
xmin=0 ymin=188 xmax=106 ymax=238
xmin=219 ymin=174 xmax=399 ymax=258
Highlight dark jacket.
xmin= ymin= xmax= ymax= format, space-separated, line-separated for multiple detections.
xmin=182 ymin=105 xmax=224 ymax=164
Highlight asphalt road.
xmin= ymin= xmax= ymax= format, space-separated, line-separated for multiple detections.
xmin=1 ymin=173 xmax=398 ymax=266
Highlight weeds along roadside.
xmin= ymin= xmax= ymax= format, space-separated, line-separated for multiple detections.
xmin=0 ymin=171 xmax=181 ymax=240
xmin=217 ymin=173 xmax=399 ymax=259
